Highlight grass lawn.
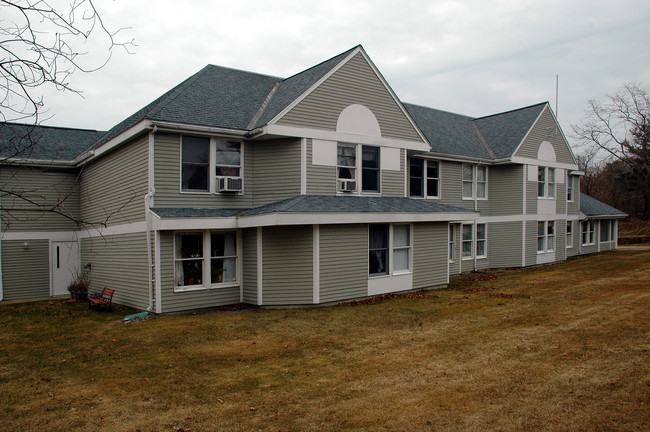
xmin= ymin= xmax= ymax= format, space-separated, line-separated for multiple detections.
xmin=1 ymin=248 xmax=649 ymax=431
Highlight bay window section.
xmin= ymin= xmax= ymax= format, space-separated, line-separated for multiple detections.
xmin=537 ymin=221 xmax=555 ymax=253
xmin=369 ymin=224 xmax=389 ymax=276
xmin=181 ymin=136 xmax=210 ymax=192
xmin=362 ymin=145 xmax=380 ymax=193
xmin=175 ymin=231 xmax=238 ymax=291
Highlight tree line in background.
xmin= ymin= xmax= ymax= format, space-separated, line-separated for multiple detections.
xmin=573 ymin=83 xmax=650 ymax=221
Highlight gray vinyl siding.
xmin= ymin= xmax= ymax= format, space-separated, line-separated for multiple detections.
xmin=262 ymin=225 xmax=313 ymax=305
xmin=80 ymin=232 xmax=149 ymax=309
xmin=567 ymin=177 xmax=580 ymax=215
xmin=80 ymin=136 xmax=148 ymax=226
xmin=158 ymin=231 xmax=240 ymax=313
xmin=381 ymin=149 xmax=405 ymax=197
xmin=153 ymin=133 xmax=254 ymax=208
xmin=252 ymin=139 xmax=301 ymax=206
xmin=278 ymin=53 xmax=423 ymax=142
xmin=412 ymin=223 xmax=448 ymax=289
xmin=242 ymin=228 xmax=257 ymax=304
xmin=515 ymin=107 xmax=576 ymax=165
xmin=488 ymin=222 xmax=523 ymax=268
xmin=1 ymin=167 xmax=80 ymax=232
xmin=306 ymin=139 xmax=336 ymax=195
xmin=557 ymin=181 xmax=567 ymax=214
xmin=448 ymin=224 xmax=461 ymax=276
xmin=319 ymin=224 xmax=368 ymax=303
xmin=485 ymin=165 xmax=524 ymax=216
xmin=556 ymin=220 xmax=567 ymax=261
xmin=566 ymin=220 xmax=580 ymax=257
xmin=526 ymin=168 xmax=538 ymax=215
xmin=525 ymin=221 xmax=538 ymax=266
xmin=439 ymin=161 xmax=466 ymax=208
xmin=1 ymin=239 xmax=50 ymax=300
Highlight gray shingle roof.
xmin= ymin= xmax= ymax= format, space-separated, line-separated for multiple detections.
xmin=405 ymin=102 xmax=547 ymax=160
xmin=0 ymin=122 xmax=105 ymax=161
xmin=150 ymin=195 xmax=476 ymax=219
xmin=580 ymin=193 xmax=627 ymax=217
xmin=151 ymin=208 xmax=246 ymax=218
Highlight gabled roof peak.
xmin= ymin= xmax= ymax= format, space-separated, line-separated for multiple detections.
xmin=473 ymin=101 xmax=548 ymax=122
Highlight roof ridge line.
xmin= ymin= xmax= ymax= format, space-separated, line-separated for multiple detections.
xmin=471 ymin=122 xmax=496 ymax=159
xmin=403 ymin=102 xmax=475 ymax=120
xmin=474 ymin=101 xmax=548 ymax=121
xmin=246 ymin=81 xmax=282 ymax=130
xmin=280 ymin=45 xmax=360 ymax=83
xmin=147 ymin=66 xmax=214 ymax=118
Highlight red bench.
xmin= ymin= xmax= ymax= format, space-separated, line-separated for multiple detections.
xmin=88 ymin=287 xmax=115 ymax=312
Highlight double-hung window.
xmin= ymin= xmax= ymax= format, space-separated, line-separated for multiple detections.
xmin=476 ymin=224 xmax=486 ymax=257
xmin=181 ymin=135 xmax=243 ymax=193
xmin=581 ymin=221 xmax=595 ymax=246
xmin=409 ymin=159 xmax=440 ymax=198
xmin=337 ymin=143 xmax=357 ymax=184
xmin=181 ymin=136 xmax=210 ymax=192
xmin=448 ymin=225 xmax=456 ymax=262
xmin=362 ymin=145 xmax=380 ymax=193
xmin=538 ymin=167 xmax=555 ymax=199
xmin=537 ymin=221 xmax=555 ymax=253
xmin=462 ymin=164 xmax=487 ymax=199
xmin=567 ymin=174 xmax=574 ymax=202
xmin=600 ymin=220 xmax=611 ymax=242
xmin=566 ymin=221 xmax=573 ymax=248
xmin=461 ymin=223 xmax=487 ymax=259
xmin=175 ymin=231 xmax=238 ymax=290
xmin=369 ymin=224 xmax=411 ymax=276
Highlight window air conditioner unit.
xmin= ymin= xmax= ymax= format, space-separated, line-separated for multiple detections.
xmin=218 ymin=177 xmax=243 ymax=192
xmin=338 ymin=180 xmax=357 ymax=192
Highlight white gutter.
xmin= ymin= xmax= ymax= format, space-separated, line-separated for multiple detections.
xmin=413 ymin=152 xmax=511 ymax=165
xmin=149 ymin=121 xmax=248 ymax=137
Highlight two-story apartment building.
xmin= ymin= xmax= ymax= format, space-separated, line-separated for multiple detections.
xmin=0 ymin=45 xmax=626 ymax=312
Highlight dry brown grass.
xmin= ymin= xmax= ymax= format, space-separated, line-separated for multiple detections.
xmin=1 ymin=248 xmax=649 ymax=431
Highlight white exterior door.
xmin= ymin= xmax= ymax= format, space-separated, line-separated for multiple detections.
xmin=51 ymin=241 xmax=79 ymax=296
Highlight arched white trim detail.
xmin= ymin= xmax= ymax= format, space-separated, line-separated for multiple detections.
xmin=538 ymin=141 xmax=556 ymax=162
xmin=336 ymin=104 xmax=381 ymax=137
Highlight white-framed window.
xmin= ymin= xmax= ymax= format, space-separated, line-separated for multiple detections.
xmin=567 ymin=174 xmax=574 ymax=202
xmin=181 ymin=136 xmax=210 ymax=192
xmin=181 ymin=135 xmax=243 ymax=194
xmin=362 ymin=145 xmax=381 ymax=193
xmin=476 ymin=223 xmax=486 ymax=257
xmin=174 ymin=230 xmax=238 ymax=291
xmin=582 ymin=220 xmax=595 ymax=246
xmin=448 ymin=224 xmax=455 ymax=262
xmin=566 ymin=220 xmax=573 ymax=248
xmin=337 ymin=143 xmax=356 ymax=184
xmin=462 ymin=164 xmax=487 ymax=199
xmin=538 ymin=167 xmax=555 ymax=199
xmin=368 ymin=224 xmax=411 ymax=277
xmin=600 ymin=220 xmax=611 ymax=242
xmin=409 ymin=158 xmax=440 ymax=198
xmin=537 ymin=221 xmax=555 ymax=253
xmin=461 ymin=224 xmax=473 ymax=258
xmin=461 ymin=223 xmax=486 ymax=259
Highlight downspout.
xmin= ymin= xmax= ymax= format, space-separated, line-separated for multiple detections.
xmin=145 ymin=125 xmax=158 ymax=312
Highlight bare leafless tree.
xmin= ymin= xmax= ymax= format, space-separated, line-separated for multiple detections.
xmin=572 ymin=83 xmax=650 ymax=219
xmin=0 ymin=0 xmax=134 ymax=228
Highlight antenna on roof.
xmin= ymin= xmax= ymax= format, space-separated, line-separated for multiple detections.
xmin=555 ymin=74 xmax=559 ymax=118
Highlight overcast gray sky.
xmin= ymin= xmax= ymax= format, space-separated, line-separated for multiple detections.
xmin=37 ymin=0 xmax=650 ymax=150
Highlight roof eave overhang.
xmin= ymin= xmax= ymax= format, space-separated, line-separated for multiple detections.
xmin=579 ymin=211 xmax=628 ymax=220
xmin=412 ymin=151 xmax=509 ymax=164
xmin=150 ymin=210 xmax=478 ymax=230
xmin=0 ymin=158 xmax=77 ymax=168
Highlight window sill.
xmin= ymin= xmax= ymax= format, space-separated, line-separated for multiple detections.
xmin=174 ymin=282 xmax=239 ymax=293
xmin=476 ymin=255 xmax=487 ymax=259
xmin=392 ymin=270 xmax=412 ymax=276
xmin=368 ymin=273 xmax=390 ymax=279
xmin=180 ymin=190 xmax=211 ymax=195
